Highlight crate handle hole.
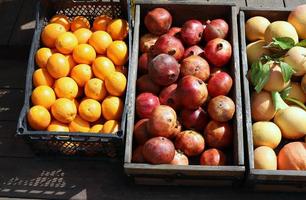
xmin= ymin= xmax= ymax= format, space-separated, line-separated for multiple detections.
xmin=18 ymin=127 xmax=24 ymax=134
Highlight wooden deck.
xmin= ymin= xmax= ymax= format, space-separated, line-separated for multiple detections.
xmin=0 ymin=0 xmax=305 ymax=199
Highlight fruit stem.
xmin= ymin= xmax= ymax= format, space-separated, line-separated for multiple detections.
xmin=271 ymin=91 xmax=289 ymax=111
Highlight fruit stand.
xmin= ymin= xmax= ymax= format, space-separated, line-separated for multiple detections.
xmin=0 ymin=0 xmax=305 ymax=199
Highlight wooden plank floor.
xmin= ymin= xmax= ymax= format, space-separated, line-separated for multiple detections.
xmin=0 ymin=0 xmax=306 ymax=199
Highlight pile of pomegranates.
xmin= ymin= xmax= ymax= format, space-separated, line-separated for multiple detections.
xmin=133 ymin=8 xmax=235 ymax=166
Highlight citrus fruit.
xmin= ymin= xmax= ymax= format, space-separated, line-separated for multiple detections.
xmin=31 ymin=85 xmax=56 ymax=109
xmin=252 ymin=121 xmax=282 ymax=149
xmin=115 ymin=65 xmax=128 ymax=76
xmin=90 ymin=124 xmax=104 ymax=133
xmin=27 ymin=105 xmax=51 ymax=130
xmin=69 ymin=115 xmax=90 ymax=132
xmin=47 ymin=120 xmax=69 ymax=132
xmin=88 ymin=31 xmax=112 ymax=54
xmin=46 ymin=53 xmax=70 ymax=79
xmin=32 ymin=68 xmax=54 ymax=87
xmin=35 ymin=47 xmax=52 ymax=68
xmin=55 ymin=32 xmax=78 ymax=54
xmin=107 ymin=40 xmax=128 ymax=65
xmin=70 ymin=64 xmax=93 ymax=87
xmin=54 ymin=77 xmax=78 ymax=99
xmin=71 ymin=16 xmax=90 ymax=32
xmin=51 ymin=98 xmax=77 ymax=123
xmin=101 ymin=96 xmax=123 ymax=120
xmin=79 ymin=99 xmax=101 ymax=122
xmin=105 ymin=71 xmax=126 ymax=96
xmin=84 ymin=78 xmax=107 ymax=101
xmin=73 ymin=44 xmax=96 ymax=64
xmin=50 ymin=14 xmax=70 ymax=31
xmin=92 ymin=56 xmax=115 ymax=80
xmin=65 ymin=54 xmax=77 ymax=71
xmin=102 ymin=120 xmax=119 ymax=133
xmin=73 ymin=28 xmax=92 ymax=44
xmin=41 ymin=23 xmax=66 ymax=48
xmin=93 ymin=15 xmax=112 ymax=31
xmin=72 ymin=98 xmax=80 ymax=110
xmin=106 ymin=19 xmax=129 ymax=40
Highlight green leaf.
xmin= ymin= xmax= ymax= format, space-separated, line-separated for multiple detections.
xmin=295 ymin=39 xmax=306 ymax=47
xmin=280 ymin=86 xmax=291 ymax=99
xmin=285 ymin=97 xmax=306 ymax=110
xmin=251 ymin=60 xmax=271 ymax=93
xmin=272 ymin=37 xmax=295 ymax=50
xmin=279 ymin=61 xmax=295 ymax=83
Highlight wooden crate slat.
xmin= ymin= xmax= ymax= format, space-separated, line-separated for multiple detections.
xmin=284 ymin=0 xmax=306 ymax=8
xmin=208 ymin=0 xmax=246 ymax=7
xmin=246 ymin=0 xmax=285 ymax=7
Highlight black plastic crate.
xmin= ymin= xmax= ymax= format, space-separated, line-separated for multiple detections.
xmin=16 ymin=0 xmax=132 ymax=158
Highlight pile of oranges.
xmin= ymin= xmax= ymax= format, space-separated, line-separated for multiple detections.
xmin=27 ymin=14 xmax=129 ymax=134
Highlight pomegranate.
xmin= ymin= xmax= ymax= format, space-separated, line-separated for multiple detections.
xmin=180 ymin=55 xmax=210 ymax=81
xmin=183 ymin=45 xmax=204 ymax=59
xmin=208 ymin=95 xmax=235 ymax=122
xmin=144 ymin=8 xmax=172 ymax=36
xmin=175 ymin=130 xmax=205 ymax=156
xmin=204 ymin=120 xmax=233 ymax=148
xmin=148 ymin=54 xmax=180 ymax=86
xmin=159 ymin=83 xmax=180 ymax=110
xmin=136 ymin=93 xmax=160 ymax=119
xmin=180 ymin=107 xmax=208 ymax=131
xmin=140 ymin=33 xmax=159 ymax=53
xmin=180 ymin=20 xmax=204 ymax=46
xmin=147 ymin=105 xmax=177 ymax=138
xmin=167 ymin=27 xmax=181 ymax=37
xmin=142 ymin=137 xmax=175 ymax=164
xmin=151 ymin=34 xmax=185 ymax=61
xmin=138 ymin=53 xmax=149 ymax=74
xmin=170 ymin=150 xmax=189 ymax=165
xmin=204 ymin=38 xmax=232 ymax=67
xmin=137 ymin=74 xmax=161 ymax=95
xmin=132 ymin=145 xmax=146 ymax=163
xmin=177 ymin=75 xmax=208 ymax=109
xmin=208 ymin=71 xmax=233 ymax=97
xmin=203 ymin=19 xmax=229 ymax=41
xmin=171 ymin=121 xmax=182 ymax=139
xmin=133 ymin=119 xmax=150 ymax=145
xmin=200 ymin=148 xmax=226 ymax=166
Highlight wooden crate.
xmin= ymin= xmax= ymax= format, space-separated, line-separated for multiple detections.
xmin=124 ymin=1 xmax=245 ymax=186
xmin=239 ymin=7 xmax=306 ymax=192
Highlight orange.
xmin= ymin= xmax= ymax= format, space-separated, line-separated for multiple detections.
xmin=73 ymin=44 xmax=96 ymax=64
xmin=106 ymin=19 xmax=129 ymax=40
xmin=71 ymin=16 xmax=90 ymax=32
xmin=115 ymin=65 xmax=128 ymax=76
xmin=88 ymin=31 xmax=112 ymax=54
xmin=70 ymin=64 xmax=93 ymax=87
xmin=107 ymin=40 xmax=128 ymax=66
xmin=46 ymin=53 xmax=70 ymax=79
xmin=69 ymin=115 xmax=90 ymax=132
xmin=51 ymin=98 xmax=77 ymax=123
xmin=72 ymin=98 xmax=80 ymax=110
xmin=41 ymin=23 xmax=66 ymax=48
xmin=90 ymin=124 xmax=104 ymax=133
xmin=50 ymin=14 xmax=70 ymax=31
xmin=105 ymin=71 xmax=126 ymax=96
xmin=73 ymin=28 xmax=92 ymax=44
xmin=55 ymin=32 xmax=78 ymax=54
xmin=35 ymin=47 xmax=52 ymax=68
xmin=32 ymin=68 xmax=54 ymax=87
xmin=54 ymin=77 xmax=78 ymax=99
xmin=92 ymin=56 xmax=115 ymax=80
xmin=65 ymin=54 xmax=76 ymax=71
xmin=84 ymin=78 xmax=107 ymax=101
xmin=31 ymin=85 xmax=56 ymax=109
xmin=79 ymin=99 xmax=101 ymax=122
xmin=102 ymin=120 xmax=119 ymax=134
xmin=101 ymin=96 xmax=123 ymax=120
xmin=47 ymin=120 xmax=69 ymax=132
xmin=93 ymin=15 xmax=112 ymax=31
xmin=27 ymin=105 xmax=51 ymax=130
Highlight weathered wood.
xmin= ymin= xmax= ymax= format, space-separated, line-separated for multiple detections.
xmin=246 ymin=0 xmax=285 ymax=7
xmin=0 ymin=89 xmax=24 ymax=121
xmin=0 ymin=60 xmax=26 ymax=89
xmin=208 ymin=0 xmax=246 ymax=7
xmin=284 ymin=0 xmax=306 ymax=8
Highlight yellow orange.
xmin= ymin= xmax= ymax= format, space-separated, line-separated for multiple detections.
xmin=102 ymin=120 xmax=119 ymax=134
xmin=93 ymin=15 xmax=112 ymax=31
xmin=84 ymin=78 xmax=107 ymax=101
xmin=55 ymin=32 xmax=78 ymax=54
xmin=79 ymin=99 xmax=101 ymax=122
xmin=54 ymin=77 xmax=78 ymax=99
xmin=51 ymin=98 xmax=77 ymax=123
xmin=73 ymin=44 xmax=96 ymax=64
xmin=107 ymin=19 xmax=129 ymax=40
xmin=70 ymin=64 xmax=93 ymax=87
xmin=69 ymin=115 xmax=90 ymax=132
xmin=105 ymin=71 xmax=126 ymax=96
xmin=65 ymin=54 xmax=77 ymax=71
xmin=46 ymin=53 xmax=70 ymax=79
xmin=101 ymin=96 xmax=123 ymax=120
xmin=88 ymin=31 xmax=112 ymax=54
xmin=41 ymin=23 xmax=66 ymax=48
xmin=47 ymin=120 xmax=69 ymax=132
xmin=72 ymin=98 xmax=80 ymax=110
xmin=73 ymin=28 xmax=92 ymax=44
xmin=90 ymin=124 xmax=104 ymax=133
xmin=35 ymin=47 xmax=52 ymax=68
xmin=50 ymin=14 xmax=70 ymax=31
xmin=92 ymin=56 xmax=115 ymax=80
xmin=71 ymin=16 xmax=90 ymax=32
xmin=32 ymin=68 xmax=54 ymax=87
xmin=107 ymin=40 xmax=128 ymax=66
xmin=27 ymin=105 xmax=51 ymax=130
xmin=31 ymin=85 xmax=56 ymax=109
